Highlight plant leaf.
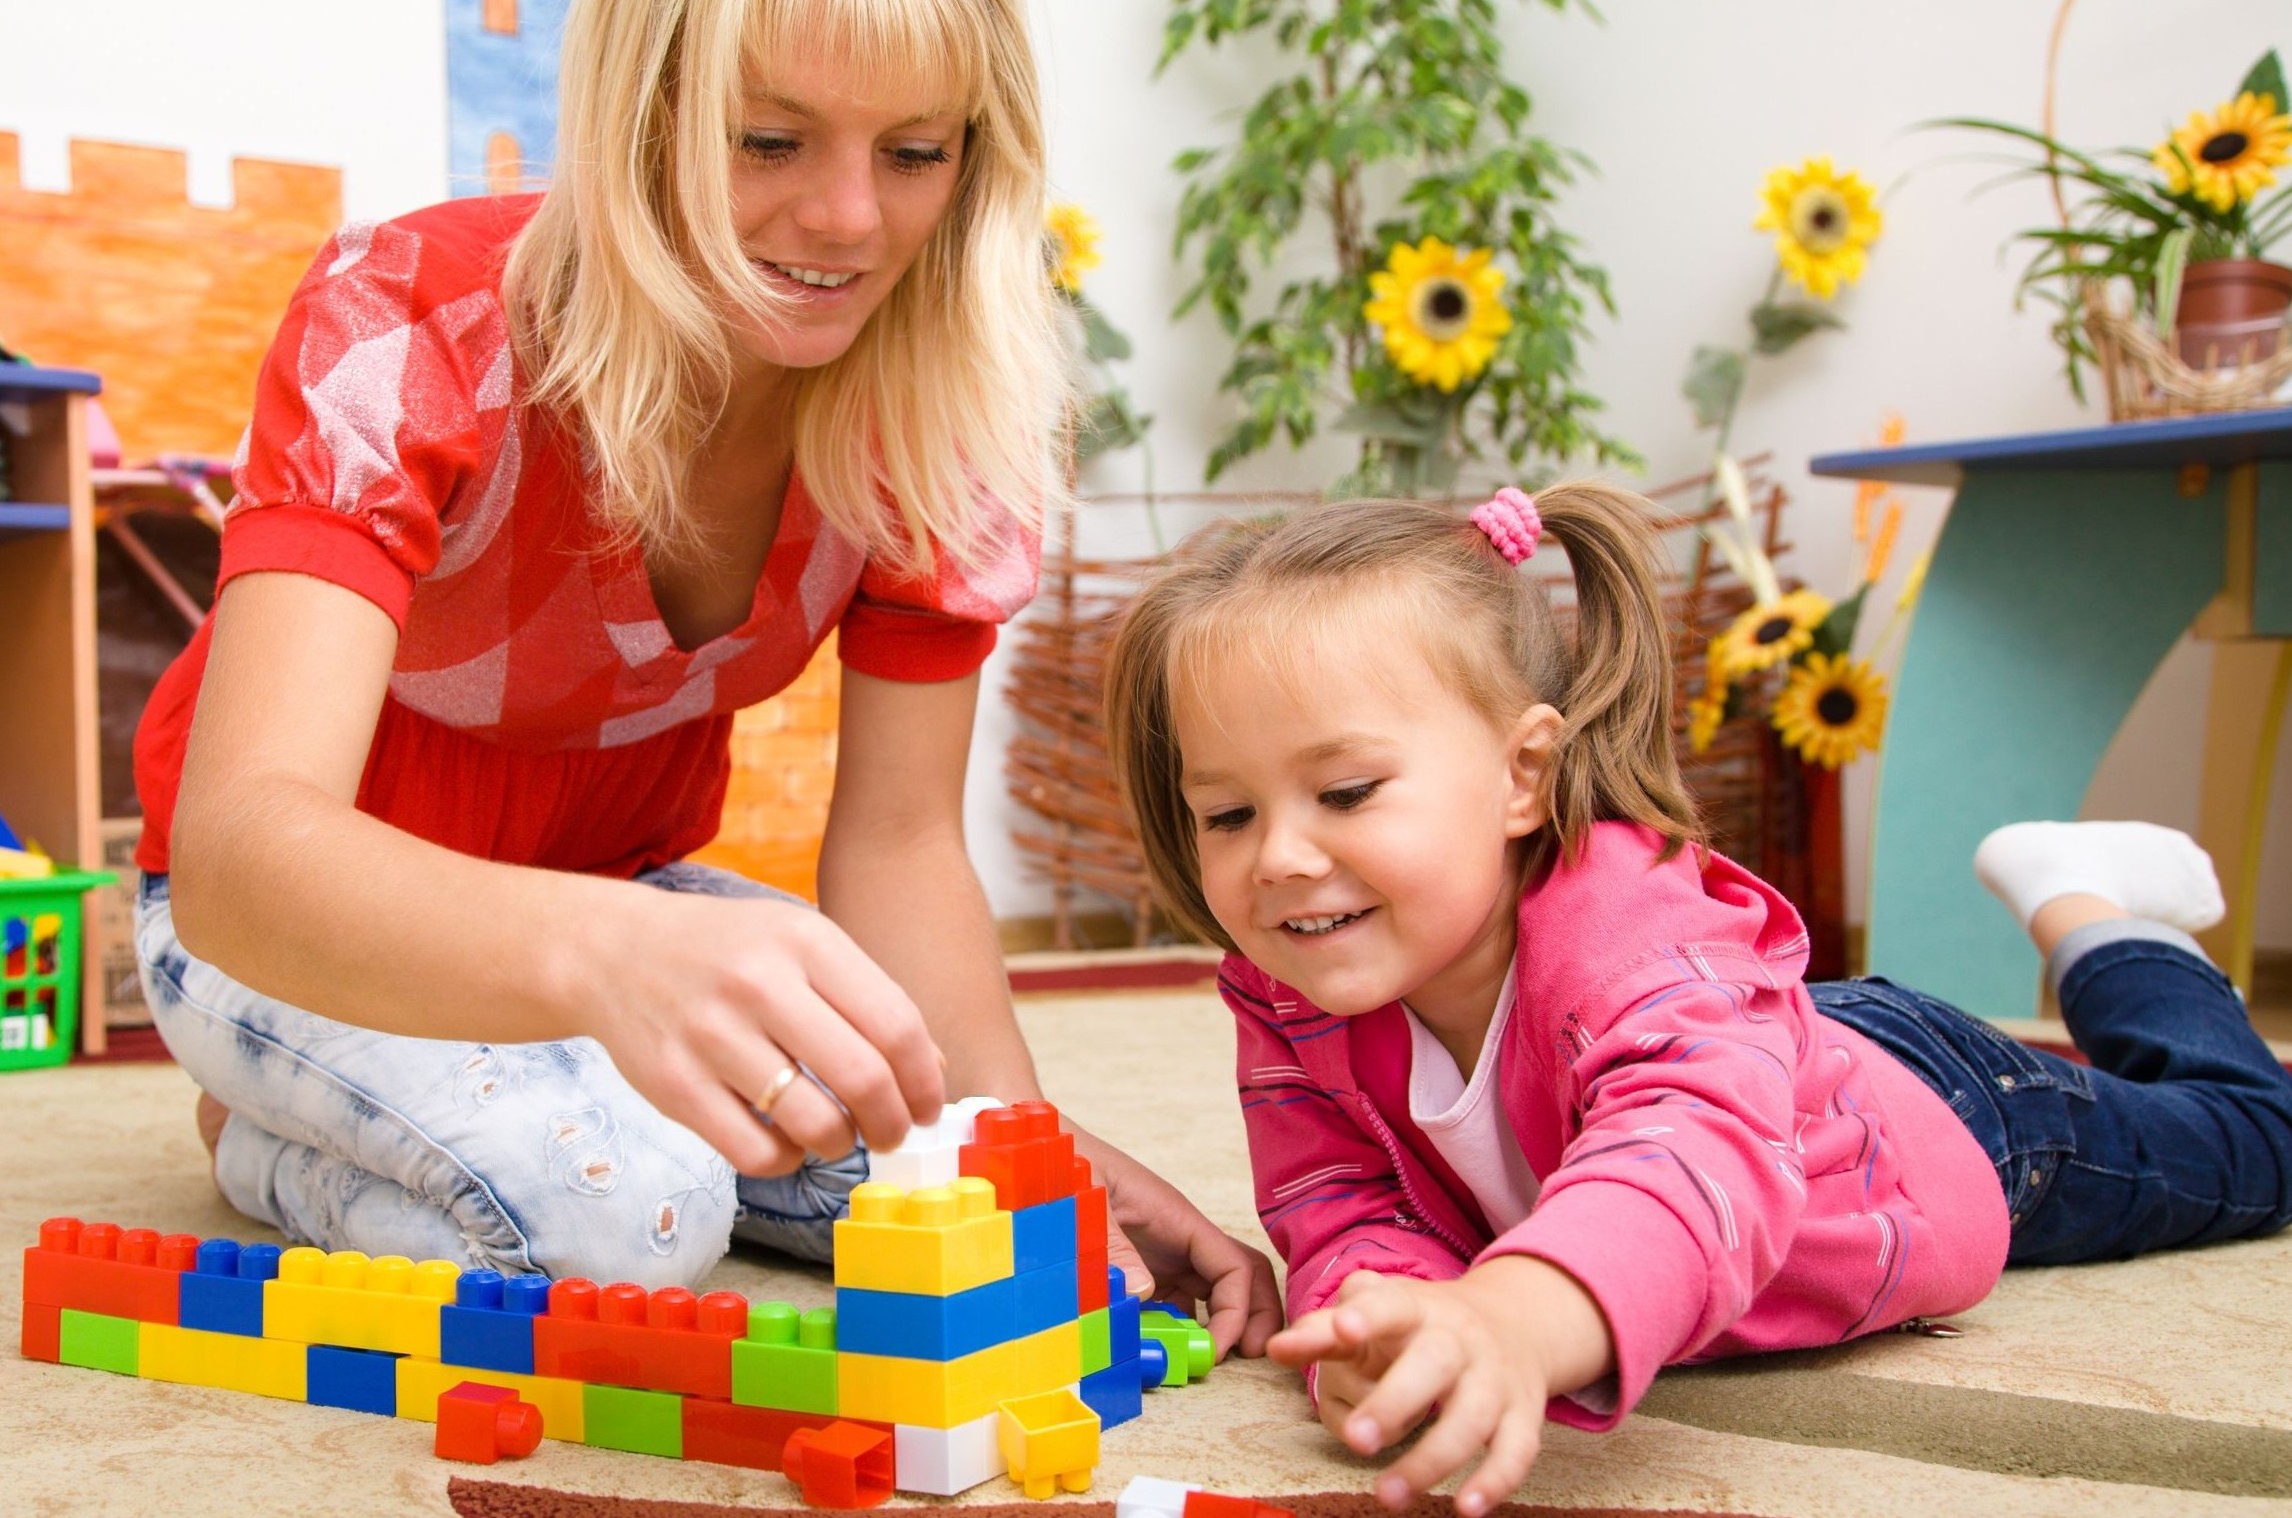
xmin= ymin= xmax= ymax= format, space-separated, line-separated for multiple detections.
xmin=1333 ymin=400 xmax=1448 ymax=448
xmin=1683 ymin=344 xmax=1746 ymax=429
xmin=1750 ymin=301 xmax=1846 ymax=355
xmin=1809 ymin=583 xmax=1869 ymax=659
xmin=2240 ymin=49 xmax=2288 ymax=112
xmin=1078 ymin=302 xmax=1134 ymax=363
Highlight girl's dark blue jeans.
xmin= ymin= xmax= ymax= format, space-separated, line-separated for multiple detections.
xmin=1811 ymin=925 xmax=2292 ymax=1266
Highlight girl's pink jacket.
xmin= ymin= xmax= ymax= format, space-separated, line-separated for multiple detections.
xmin=1222 ymin=821 xmax=2009 ymax=1429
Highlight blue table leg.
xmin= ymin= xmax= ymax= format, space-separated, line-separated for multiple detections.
xmin=1867 ymin=466 xmax=2226 ymax=1018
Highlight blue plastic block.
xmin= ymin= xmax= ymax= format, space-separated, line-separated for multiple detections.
xmin=834 ymin=1276 xmax=1016 ymax=1360
xmin=439 ymin=1269 xmax=550 ymax=1374
xmin=1011 ymin=1259 xmax=1079 ymax=1338
xmin=1010 ymin=1195 xmax=1078 ymax=1274
xmin=1109 ymin=1280 xmax=1140 ymax=1364
xmin=307 ymin=1343 xmax=400 ymax=1416
xmin=1136 ymin=1339 xmax=1167 ymax=1386
xmin=179 ymin=1238 xmax=282 ymax=1338
xmin=1079 ymin=1359 xmax=1143 ymax=1429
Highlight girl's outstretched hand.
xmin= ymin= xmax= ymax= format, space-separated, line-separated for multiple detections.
xmin=1268 ymin=1257 xmax=1614 ymax=1515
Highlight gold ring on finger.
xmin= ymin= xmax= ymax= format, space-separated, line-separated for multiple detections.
xmin=754 ymin=1063 xmax=802 ymax=1121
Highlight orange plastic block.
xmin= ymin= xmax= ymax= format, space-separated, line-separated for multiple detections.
xmin=264 ymin=1247 xmax=461 ymax=1357
xmin=997 ymin=1386 xmax=1099 ymax=1498
xmin=436 ymin=1380 xmax=544 ymax=1464
xmin=23 ymin=1217 xmax=197 ymax=1324
xmin=959 ymin=1101 xmax=1076 ymax=1210
xmin=782 ymin=1419 xmax=895 ymax=1508
xmin=22 ymin=1300 xmax=60 ymax=1362
xmin=1185 ymin=1493 xmax=1297 ymax=1518
xmin=532 ymin=1278 xmax=747 ymax=1398
xmin=832 ymin=1177 xmax=1013 ymax=1297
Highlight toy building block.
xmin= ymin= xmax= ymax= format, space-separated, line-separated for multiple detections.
xmin=1080 ymin=1305 xmax=1112 ymax=1376
xmin=140 ymin=1320 xmax=308 ymax=1400
xmin=1139 ymin=1303 xmax=1214 ymax=1386
xmin=1079 ymin=1340 xmax=1164 ymax=1430
xmin=24 ymin=1218 xmax=198 ymax=1324
xmin=532 ymin=1278 xmax=746 ymax=1398
xmin=732 ymin=1301 xmax=840 ymax=1414
xmin=1011 ymin=1193 xmax=1078 ymax=1274
xmin=398 ymin=1356 xmax=586 ymax=1443
xmin=180 ymin=1238 xmax=282 ymax=1338
xmin=1118 ymin=1473 xmax=1201 ymax=1518
xmin=958 ymin=1101 xmax=1076 ymax=1211
xmin=835 ymin=1275 xmax=1015 ymax=1360
xmin=839 ymin=1319 xmax=1078 ymax=1429
xmin=833 ymin=1177 xmax=1013 ymax=1297
xmin=783 ymin=1419 xmax=896 ymax=1508
xmin=866 ymin=1095 xmax=1003 ymax=1191
xmin=264 ymin=1247 xmax=461 ymax=1358
xmin=997 ymin=1386 xmax=1098 ymax=1499
xmin=1072 ymin=1156 xmax=1109 ymax=1252
xmin=892 ymin=1410 xmax=1004 ymax=1496
xmin=307 ymin=1343 xmax=400 ymax=1416
xmin=1186 ymin=1492 xmax=1299 ymax=1518
xmin=682 ymin=1400 xmax=859 ymax=1472
xmin=1078 ymin=1247 xmax=1112 ymax=1314
xmin=58 ymin=1308 xmax=139 ymax=1375
xmin=583 ymin=1381 xmax=683 ymax=1458
xmin=1013 ymin=1258 xmax=1081 ymax=1337
xmin=22 ymin=1300 xmax=61 ymax=1362
xmin=1109 ymin=1273 xmax=1141 ymax=1363
xmin=435 ymin=1381 xmax=543 ymax=1464
xmin=440 ymin=1269 xmax=551 ymax=1374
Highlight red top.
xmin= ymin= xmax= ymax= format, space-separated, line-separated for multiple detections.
xmin=135 ymin=196 xmax=1039 ymax=879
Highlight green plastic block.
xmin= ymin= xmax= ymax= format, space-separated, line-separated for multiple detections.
xmin=583 ymin=1383 xmax=682 ymax=1458
xmin=731 ymin=1301 xmax=838 ymax=1414
xmin=1079 ymin=1306 xmax=1111 ymax=1376
xmin=1138 ymin=1311 xmax=1214 ymax=1387
xmin=58 ymin=1309 xmax=139 ymax=1375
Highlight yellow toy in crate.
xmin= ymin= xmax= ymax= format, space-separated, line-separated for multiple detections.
xmin=1 ymin=870 xmax=117 ymax=1070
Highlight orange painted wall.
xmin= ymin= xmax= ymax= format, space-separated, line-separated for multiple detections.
xmin=0 ymin=135 xmax=341 ymax=460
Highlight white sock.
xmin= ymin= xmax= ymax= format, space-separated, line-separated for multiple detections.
xmin=1973 ymin=820 xmax=2226 ymax=932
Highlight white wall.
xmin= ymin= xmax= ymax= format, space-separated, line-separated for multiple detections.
xmin=5 ymin=1 xmax=2283 ymax=942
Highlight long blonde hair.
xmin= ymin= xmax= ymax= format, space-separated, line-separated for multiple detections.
xmin=1104 ymin=487 xmax=1703 ymax=951
xmin=502 ymin=0 xmax=1065 ymax=571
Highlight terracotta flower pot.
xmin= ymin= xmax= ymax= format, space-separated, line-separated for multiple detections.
xmin=2173 ymin=258 xmax=2292 ymax=368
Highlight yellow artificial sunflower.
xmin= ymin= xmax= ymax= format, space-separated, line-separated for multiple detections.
xmin=1753 ymin=158 xmax=1883 ymax=300
xmin=2154 ymin=91 xmax=2292 ymax=213
xmin=1687 ymin=687 xmax=1728 ymax=755
xmin=1045 ymin=203 xmax=1103 ymax=294
xmin=1363 ymin=237 xmax=1513 ymax=392
xmin=1711 ymin=590 xmax=1833 ymax=679
xmin=1772 ymin=653 xmax=1890 ymax=770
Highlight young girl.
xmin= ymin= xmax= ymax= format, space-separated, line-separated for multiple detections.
xmin=1104 ymin=484 xmax=2292 ymax=1513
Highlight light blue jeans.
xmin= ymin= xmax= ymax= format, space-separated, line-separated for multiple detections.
xmin=135 ymin=863 xmax=863 ymax=1289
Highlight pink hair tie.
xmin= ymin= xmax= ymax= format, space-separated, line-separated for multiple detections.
xmin=1470 ymin=487 xmax=1542 ymax=566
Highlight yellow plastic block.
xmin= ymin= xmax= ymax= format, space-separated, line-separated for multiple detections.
xmin=832 ymin=1178 xmax=1014 ymax=1296
xmin=139 ymin=1321 xmax=307 ymax=1401
xmin=998 ymin=1387 xmax=1098 ymax=1499
xmin=395 ymin=1356 xmax=586 ymax=1444
xmin=837 ymin=1320 xmax=1079 ymax=1429
xmin=263 ymin=1247 xmax=460 ymax=1358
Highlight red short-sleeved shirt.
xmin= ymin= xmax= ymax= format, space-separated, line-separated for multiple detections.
xmin=134 ymin=196 xmax=1040 ymax=879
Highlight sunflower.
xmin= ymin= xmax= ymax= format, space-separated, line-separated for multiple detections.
xmin=1711 ymin=590 xmax=1833 ymax=680
xmin=1753 ymin=158 xmax=1883 ymax=300
xmin=1363 ymin=237 xmax=1513 ymax=392
xmin=1773 ymin=653 xmax=1889 ymax=770
xmin=1687 ymin=688 xmax=1728 ymax=755
xmin=1045 ymin=203 xmax=1103 ymax=294
xmin=2154 ymin=92 xmax=2292 ymax=213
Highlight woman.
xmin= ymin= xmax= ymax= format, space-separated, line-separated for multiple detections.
xmin=132 ymin=0 xmax=1278 ymax=1357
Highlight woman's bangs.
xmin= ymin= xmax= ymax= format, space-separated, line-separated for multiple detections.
xmin=742 ymin=0 xmax=984 ymax=120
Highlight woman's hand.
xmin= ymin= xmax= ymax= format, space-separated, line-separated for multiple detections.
xmin=576 ymin=885 xmax=948 ymax=1178
xmin=1268 ymin=1257 xmax=1613 ymax=1514
xmin=1070 ymin=1126 xmax=1284 ymax=1360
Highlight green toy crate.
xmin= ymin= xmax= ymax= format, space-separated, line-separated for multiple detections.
xmin=1 ymin=871 xmax=116 ymax=1071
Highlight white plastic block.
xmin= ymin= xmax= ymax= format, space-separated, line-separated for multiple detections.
xmin=894 ymin=1410 xmax=1005 ymax=1496
xmin=1118 ymin=1474 xmax=1201 ymax=1518
xmin=867 ymin=1094 xmax=1003 ymax=1190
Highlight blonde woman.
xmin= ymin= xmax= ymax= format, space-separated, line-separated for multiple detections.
xmin=131 ymin=0 xmax=1279 ymax=1353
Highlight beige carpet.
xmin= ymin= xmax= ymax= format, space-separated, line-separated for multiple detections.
xmin=4 ymin=986 xmax=2290 ymax=1517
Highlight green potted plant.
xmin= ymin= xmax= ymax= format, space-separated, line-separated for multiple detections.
xmin=1158 ymin=0 xmax=1634 ymax=496
xmin=1940 ymin=47 xmax=2292 ymax=395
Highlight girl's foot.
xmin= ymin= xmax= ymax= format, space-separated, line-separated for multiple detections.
xmin=1975 ymin=820 xmax=2225 ymax=932
xmin=196 ymin=1090 xmax=229 ymax=1180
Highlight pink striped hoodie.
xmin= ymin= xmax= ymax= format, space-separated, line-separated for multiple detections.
xmin=1223 ymin=821 xmax=2009 ymax=1430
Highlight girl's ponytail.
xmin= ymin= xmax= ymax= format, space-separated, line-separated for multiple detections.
xmin=1529 ymin=482 xmax=1702 ymax=865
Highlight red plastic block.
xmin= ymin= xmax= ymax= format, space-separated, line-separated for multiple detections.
xmin=435 ymin=1380 xmax=544 ymax=1464
xmin=681 ymin=1401 xmax=891 ymax=1472
xmin=959 ymin=1101 xmax=1078 ymax=1211
xmin=1185 ymin=1493 xmax=1295 ymax=1518
xmin=23 ymin=1217 xmax=197 ymax=1325
xmin=21 ymin=1300 xmax=60 ymax=1362
xmin=531 ymin=1278 xmax=747 ymax=1399
xmin=1077 ymin=1245 xmax=1111 ymax=1313
xmin=783 ymin=1419 xmax=896 ymax=1508
xmin=1073 ymin=1157 xmax=1109 ymax=1254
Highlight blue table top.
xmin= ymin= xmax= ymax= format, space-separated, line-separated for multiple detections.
xmin=1810 ymin=405 xmax=2292 ymax=488
xmin=0 ymin=363 xmax=103 ymax=403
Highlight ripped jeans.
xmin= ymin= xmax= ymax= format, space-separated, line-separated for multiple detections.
xmin=135 ymin=864 xmax=863 ymax=1289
